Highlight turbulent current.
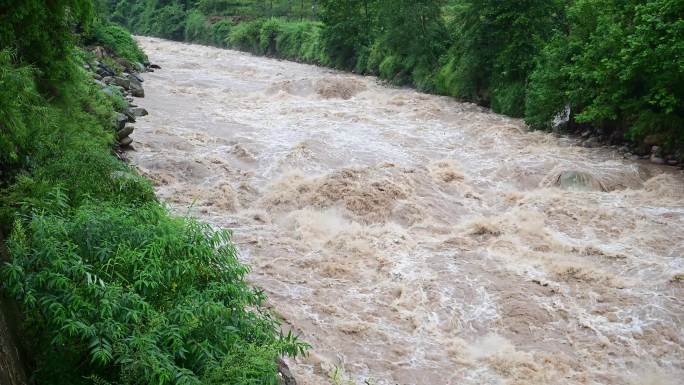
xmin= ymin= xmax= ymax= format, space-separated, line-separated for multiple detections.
xmin=130 ymin=37 xmax=684 ymax=385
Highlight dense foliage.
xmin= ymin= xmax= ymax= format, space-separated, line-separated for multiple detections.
xmin=525 ymin=0 xmax=684 ymax=149
xmin=104 ymin=0 xmax=684 ymax=154
xmin=1 ymin=1 xmax=307 ymax=384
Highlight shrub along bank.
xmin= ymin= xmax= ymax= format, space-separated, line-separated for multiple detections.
xmin=107 ymin=0 xmax=684 ymax=162
xmin=0 ymin=1 xmax=306 ymax=384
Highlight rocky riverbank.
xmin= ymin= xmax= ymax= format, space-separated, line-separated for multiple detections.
xmin=83 ymin=46 xmax=155 ymax=153
xmin=569 ymin=126 xmax=683 ymax=168
xmin=82 ymin=45 xmax=300 ymax=385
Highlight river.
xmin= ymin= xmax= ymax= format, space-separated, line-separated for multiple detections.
xmin=130 ymin=36 xmax=684 ymax=385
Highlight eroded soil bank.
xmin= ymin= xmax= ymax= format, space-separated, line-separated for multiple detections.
xmin=129 ymin=37 xmax=684 ymax=385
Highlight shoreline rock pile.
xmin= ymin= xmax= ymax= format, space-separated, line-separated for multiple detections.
xmin=84 ymin=47 xmax=157 ymax=151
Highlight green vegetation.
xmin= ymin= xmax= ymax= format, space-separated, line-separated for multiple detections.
xmin=92 ymin=23 xmax=148 ymax=63
xmin=1 ymin=1 xmax=307 ymax=384
xmin=103 ymin=0 xmax=684 ymax=155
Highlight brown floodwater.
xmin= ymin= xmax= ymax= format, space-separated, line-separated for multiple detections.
xmin=130 ymin=36 xmax=684 ymax=385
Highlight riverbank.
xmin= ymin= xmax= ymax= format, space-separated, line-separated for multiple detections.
xmin=0 ymin=6 xmax=305 ymax=383
xmin=105 ymin=0 xmax=684 ymax=165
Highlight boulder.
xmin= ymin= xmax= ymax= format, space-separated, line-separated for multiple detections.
xmin=128 ymin=72 xmax=144 ymax=83
xmin=117 ymin=125 xmax=134 ymax=140
xmin=133 ymin=62 xmax=145 ymax=73
xmin=277 ymin=358 xmax=296 ymax=385
xmin=129 ymin=81 xmax=144 ymax=97
xmin=149 ymin=63 xmax=161 ymax=69
xmin=96 ymin=62 xmax=116 ymax=77
xmin=119 ymin=136 xmax=133 ymax=147
xmin=130 ymin=107 xmax=148 ymax=117
xmin=114 ymin=113 xmax=128 ymax=131
xmin=555 ymin=171 xmax=606 ymax=192
xmin=122 ymin=108 xmax=137 ymax=122
xmin=111 ymin=76 xmax=130 ymax=89
xmin=127 ymin=74 xmax=145 ymax=98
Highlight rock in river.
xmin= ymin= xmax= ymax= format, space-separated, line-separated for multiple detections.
xmin=555 ymin=171 xmax=606 ymax=192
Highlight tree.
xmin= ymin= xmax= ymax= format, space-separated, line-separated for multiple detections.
xmin=319 ymin=0 xmax=378 ymax=69
xmin=438 ymin=0 xmax=562 ymax=116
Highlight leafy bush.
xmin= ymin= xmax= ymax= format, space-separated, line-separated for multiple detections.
xmin=92 ymin=23 xmax=148 ymax=64
xmin=436 ymin=0 xmax=562 ymax=116
xmin=0 ymin=0 xmax=93 ymax=84
xmin=4 ymin=200 xmax=306 ymax=385
xmin=1 ymin=3 xmax=309 ymax=384
xmin=227 ymin=20 xmax=265 ymax=53
xmin=211 ymin=20 xmax=234 ymax=47
xmin=185 ymin=10 xmax=212 ymax=45
xmin=318 ymin=0 xmax=377 ymax=70
xmin=525 ymin=0 xmax=684 ymax=150
xmin=0 ymin=50 xmax=45 ymax=177
xmin=150 ymin=4 xmax=187 ymax=41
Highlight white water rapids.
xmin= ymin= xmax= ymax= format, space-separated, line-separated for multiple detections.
xmin=130 ymin=37 xmax=684 ymax=385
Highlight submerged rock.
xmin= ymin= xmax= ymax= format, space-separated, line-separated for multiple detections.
xmin=555 ymin=171 xmax=606 ymax=192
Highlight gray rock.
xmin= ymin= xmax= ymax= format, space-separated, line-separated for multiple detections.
xmin=667 ymin=159 xmax=679 ymax=166
xmin=114 ymin=113 xmax=128 ymax=131
xmin=149 ymin=63 xmax=161 ymax=69
xmin=117 ymin=125 xmax=134 ymax=140
xmin=133 ymin=62 xmax=145 ymax=73
xmin=126 ymin=74 xmax=145 ymax=97
xmin=122 ymin=108 xmax=137 ymax=122
xmin=651 ymin=145 xmax=662 ymax=156
xmin=128 ymin=72 xmax=144 ymax=83
xmin=555 ymin=171 xmax=606 ymax=192
xmin=119 ymin=136 xmax=133 ymax=147
xmin=111 ymin=76 xmax=131 ymax=89
xmin=129 ymin=83 xmax=144 ymax=97
xmin=277 ymin=358 xmax=296 ymax=385
xmin=130 ymin=107 xmax=148 ymax=117
xmin=96 ymin=64 xmax=115 ymax=77
xmin=93 ymin=79 xmax=105 ymax=88
xmin=102 ymin=87 xmax=114 ymax=97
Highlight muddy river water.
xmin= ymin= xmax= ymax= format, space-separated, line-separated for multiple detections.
xmin=130 ymin=37 xmax=684 ymax=385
